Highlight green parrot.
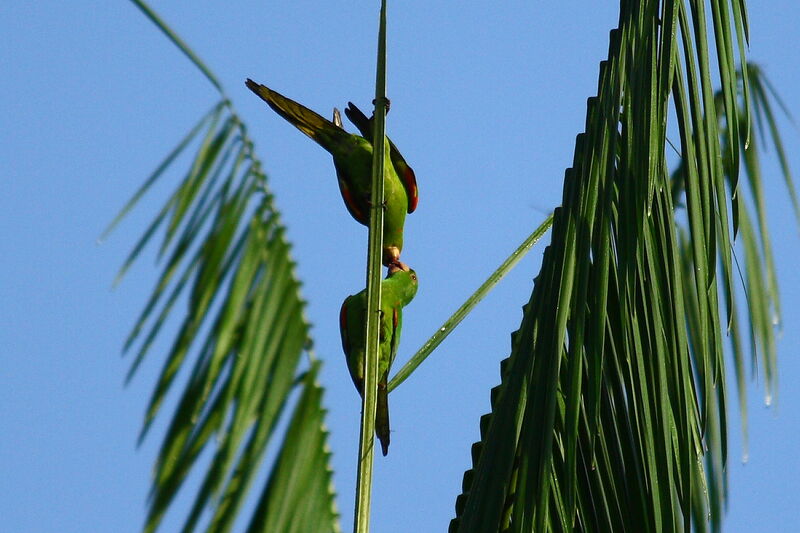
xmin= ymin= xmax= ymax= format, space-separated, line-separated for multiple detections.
xmin=343 ymin=101 xmax=417 ymax=204
xmin=339 ymin=261 xmax=419 ymax=455
xmin=245 ymin=79 xmax=418 ymax=265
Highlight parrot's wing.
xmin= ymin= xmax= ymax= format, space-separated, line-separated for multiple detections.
xmin=392 ymin=149 xmax=418 ymax=214
xmin=333 ymin=164 xmax=368 ymax=225
xmin=245 ymin=79 xmax=350 ymax=149
xmin=345 ymin=102 xmax=418 ymax=214
xmin=324 ymin=103 xmax=370 ymax=224
xmin=340 ymin=294 xmax=367 ymax=394
xmin=389 ymin=307 xmax=401 ymax=368
xmin=339 ymin=297 xmax=351 ymax=358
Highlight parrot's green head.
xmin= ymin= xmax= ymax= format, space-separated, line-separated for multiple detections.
xmin=387 ymin=260 xmax=418 ymax=305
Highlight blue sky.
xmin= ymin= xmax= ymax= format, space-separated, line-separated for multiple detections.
xmin=2 ymin=2 xmax=799 ymax=532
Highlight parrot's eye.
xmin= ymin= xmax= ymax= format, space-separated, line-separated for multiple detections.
xmin=411 ymin=274 xmax=417 ymax=281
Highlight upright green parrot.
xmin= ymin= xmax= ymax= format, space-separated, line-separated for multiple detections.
xmin=339 ymin=261 xmax=419 ymax=455
xmin=245 ymin=79 xmax=418 ymax=265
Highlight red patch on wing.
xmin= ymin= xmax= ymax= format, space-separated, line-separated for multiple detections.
xmin=403 ymin=167 xmax=418 ymax=213
xmin=392 ymin=308 xmax=399 ymax=329
xmin=339 ymin=180 xmax=367 ymax=224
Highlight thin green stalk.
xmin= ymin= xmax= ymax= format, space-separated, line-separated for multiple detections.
xmin=353 ymin=2 xmax=388 ymax=533
xmin=389 ymin=214 xmax=554 ymax=392
xmin=128 ymin=0 xmax=224 ymax=94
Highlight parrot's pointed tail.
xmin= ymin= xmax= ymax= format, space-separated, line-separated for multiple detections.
xmin=376 ymin=383 xmax=390 ymax=456
xmin=244 ymin=79 xmax=344 ymax=149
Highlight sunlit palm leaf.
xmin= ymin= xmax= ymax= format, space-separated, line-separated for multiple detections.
xmin=450 ymin=2 xmax=792 ymax=531
xmin=113 ymin=3 xmax=340 ymax=532
xmin=245 ymin=361 xmax=340 ymax=533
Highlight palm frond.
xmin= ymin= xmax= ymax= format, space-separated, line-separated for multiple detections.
xmin=112 ymin=3 xmax=340 ymax=532
xmin=449 ymin=2 xmax=793 ymax=531
xmin=245 ymin=362 xmax=340 ymax=533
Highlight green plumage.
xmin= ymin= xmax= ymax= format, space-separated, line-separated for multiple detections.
xmin=339 ymin=263 xmax=418 ymax=455
xmin=245 ymin=79 xmax=418 ymax=265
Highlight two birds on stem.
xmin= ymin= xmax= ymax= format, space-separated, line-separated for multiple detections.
xmin=245 ymin=79 xmax=419 ymax=455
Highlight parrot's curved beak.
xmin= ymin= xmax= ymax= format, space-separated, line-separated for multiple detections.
xmin=387 ymin=260 xmax=410 ymax=275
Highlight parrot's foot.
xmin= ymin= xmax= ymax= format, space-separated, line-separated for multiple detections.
xmin=364 ymin=197 xmax=389 ymax=211
xmin=372 ymin=97 xmax=391 ymax=114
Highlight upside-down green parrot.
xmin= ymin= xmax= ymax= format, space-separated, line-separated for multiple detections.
xmin=343 ymin=101 xmax=417 ymax=204
xmin=245 ymin=79 xmax=418 ymax=265
xmin=339 ymin=261 xmax=418 ymax=455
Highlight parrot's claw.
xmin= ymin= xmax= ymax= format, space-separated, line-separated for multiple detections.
xmin=372 ymin=97 xmax=391 ymax=114
xmin=364 ymin=197 xmax=389 ymax=211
